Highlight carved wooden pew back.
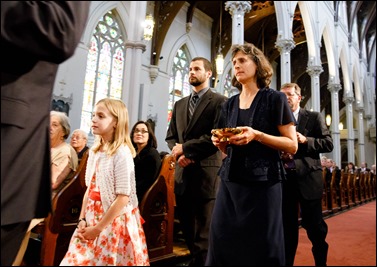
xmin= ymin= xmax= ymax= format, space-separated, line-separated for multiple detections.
xmin=139 ymin=153 xmax=176 ymax=264
xmin=40 ymin=150 xmax=89 ymax=265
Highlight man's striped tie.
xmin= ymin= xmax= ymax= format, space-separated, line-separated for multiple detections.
xmin=189 ymin=93 xmax=199 ymax=120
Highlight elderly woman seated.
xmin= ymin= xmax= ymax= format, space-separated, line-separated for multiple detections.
xmin=50 ymin=111 xmax=78 ymax=199
xmin=70 ymin=129 xmax=89 ymax=163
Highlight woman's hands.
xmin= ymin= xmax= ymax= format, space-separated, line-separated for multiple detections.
xmin=211 ymin=126 xmax=262 ymax=153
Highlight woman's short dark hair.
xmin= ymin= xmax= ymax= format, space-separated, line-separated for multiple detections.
xmin=130 ymin=120 xmax=158 ymax=149
xmin=231 ymin=42 xmax=273 ymax=91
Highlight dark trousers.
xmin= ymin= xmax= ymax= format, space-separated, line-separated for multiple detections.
xmin=176 ymin=193 xmax=215 ymax=266
xmin=282 ymin=173 xmax=328 ymax=266
xmin=1 ymin=221 xmax=30 ymax=266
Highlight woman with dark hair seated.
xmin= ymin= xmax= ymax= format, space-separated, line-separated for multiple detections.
xmin=131 ymin=120 xmax=162 ymax=203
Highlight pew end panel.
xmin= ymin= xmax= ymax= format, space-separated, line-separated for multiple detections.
xmin=39 ymin=150 xmax=89 ymax=266
xmin=339 ymin=170 xmax=350 ymax=210
xmin=321 ymin=168 xmax=331 ymax=216
xmin=139 ymin=154 xmax=176 ymax=264
xmin=329 ymin=169 xmax=341 ymax=214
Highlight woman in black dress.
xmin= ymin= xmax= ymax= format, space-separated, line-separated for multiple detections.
xmin=206 ymin=43 xmax=298 ymax=266
xmin=131 ymin=121 xmax=162 ymax=203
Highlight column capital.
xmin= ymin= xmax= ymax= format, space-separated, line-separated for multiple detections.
xmin=306 ymin=65 xmax=323 ymax=76
xmin=125 ymin=41 xmax=146 ymax=52
xmin=355 ymin=106 xmax=364 ymax=113
xmin=343 ymin=96 xmax=354 ymax=105
xmin=275 ymin=38 xmax=295 ymax=53
xmin=225 ymin=1 xmax=252 ymax=16
xmin=327 ymin=83 xmax=342 ymax=93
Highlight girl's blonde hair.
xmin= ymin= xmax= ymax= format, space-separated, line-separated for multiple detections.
xmin=92 ymin=98 xmax=136 ymax=158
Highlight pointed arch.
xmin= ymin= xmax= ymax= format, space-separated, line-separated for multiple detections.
xmin=80 ymin=9 xmax=127 ymax=133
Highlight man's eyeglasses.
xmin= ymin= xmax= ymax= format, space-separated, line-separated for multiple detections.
xmin=134 ymin=129 xmax=149 ymax=134
xmin=285 ymin=92 xmax=300 ymax=97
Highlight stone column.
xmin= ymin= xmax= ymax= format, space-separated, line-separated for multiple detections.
xmin=356 ymin=107 xmax=365 ymax=164
xmin=225 ymin=1 xmax=252 ymax=45
xmin=327 ymin=83 xmax=342 ymax=167
xmin=124 ymin=41 xmax=146 ymax=126
xmin=343 ymin=96 xmax=355 ymax=164
xmin=275 ymin=38 xmax=295 ymax=85
xmin=307 ymin=65 xmax=324 ymax=112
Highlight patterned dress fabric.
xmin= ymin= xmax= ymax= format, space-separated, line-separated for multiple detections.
xmin=60 ymin=170 xmax=149 ymax=266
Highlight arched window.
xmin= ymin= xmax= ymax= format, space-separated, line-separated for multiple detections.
xmin=167 ymin=45 xmax=191 ymax=126
xmin=80 ymin=10 xmax=125 ymax=133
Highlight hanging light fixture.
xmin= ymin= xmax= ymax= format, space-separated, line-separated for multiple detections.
xmin=215 ymin=3 xmax=224 ymax=75
xmin=143 ymin=14 xmax=154 ymax=41
xmin=339 ymin=122 xmax=344 ymax=130
xmin=326 ymin=114 xmax=332 ymax=127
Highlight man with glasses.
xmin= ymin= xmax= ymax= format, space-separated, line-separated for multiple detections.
xmin=280 ymin=83 xmax=334 ymax=266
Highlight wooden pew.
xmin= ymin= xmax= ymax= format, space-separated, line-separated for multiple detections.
xmin=139 ymin=153 xmax=176 ymax=264
xmin=339 ymin=170 xmax=350 ymax=210
xmin=39 ymin=150 xmax=89 ymax=266
xmin=358 ymin=172 xmax=366 ymax=203
xmin=321 ymin=168 xmax=330 ymax=216
xmin=364 ymin=172 xmax=371 ymax=202
xmin=353 ymin=172 xmax=362 ymax=205
xmin=347 ymin=172 xmax=357 ymax=207
xmin=329 ymin=169 xmax=341 ymax=213
xmin=371 ymin=172 xmax=377 ymax=199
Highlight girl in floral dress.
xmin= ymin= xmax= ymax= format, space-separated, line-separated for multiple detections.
xmin=60 ymin=98 xmax=149 ymax=266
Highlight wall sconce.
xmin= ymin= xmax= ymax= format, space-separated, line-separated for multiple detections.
xmin=326 ymin=114 xmax=332 ymax=127
xmin=215 ymin=3 xmax=224 ymax=75
xmin=339 ymin=122 xmax=344 ymax=130
xmin=143 ymin=14 xmax=154 ymax=41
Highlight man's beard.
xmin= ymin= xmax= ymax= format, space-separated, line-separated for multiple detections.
xmin=189 ymin=77 xmax=202 ymax=87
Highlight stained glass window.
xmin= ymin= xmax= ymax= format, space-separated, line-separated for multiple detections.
xmin=80 ymin=10 xmax=125 ymax=134
xmin=167 ymin=45 xmax=190 ymax=127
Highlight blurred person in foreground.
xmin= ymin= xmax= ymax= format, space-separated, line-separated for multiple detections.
xmin=1 ymin=1 xmax=90 ymax=265
xmin=206 ymin=43 xmax=297 ymax=266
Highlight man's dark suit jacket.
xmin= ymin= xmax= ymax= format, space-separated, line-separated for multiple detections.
xmin=1 ymin=1 xmax=90 ymax=226
xmin=166 ymin=89 xmax=227 ymax=198
xmin=293 ymin=108 xmax=334 ymax=200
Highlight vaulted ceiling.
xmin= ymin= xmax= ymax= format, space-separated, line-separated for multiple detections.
xmin=150 ymin=1 xmax=376 ymax=113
